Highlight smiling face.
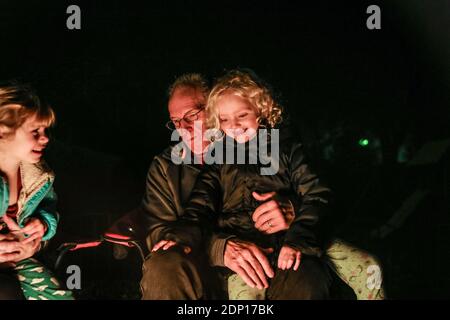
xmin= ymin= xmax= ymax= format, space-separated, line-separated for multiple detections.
xmin=0 ymin=114 xmax=50 ymax=164
xmin=217 ymin=93 xmax=259 ymax=143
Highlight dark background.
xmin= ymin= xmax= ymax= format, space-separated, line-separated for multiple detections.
xmin=1 ymin=0 xmax=449 ymax=299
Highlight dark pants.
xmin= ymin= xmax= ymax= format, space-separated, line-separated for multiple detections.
xmin=141 ymin=247 xmax=332 ymax=300
xmin=266 ymin=256 xmax=332 ymax=300
xmin=0 ymin=272 xmax=25 ymax=300
xmin=140 ymin=247 xmax=225 ymax=300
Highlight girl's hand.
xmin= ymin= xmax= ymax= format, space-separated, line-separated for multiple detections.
xmin=0 ymin=234 xmax=40 ymax=263
xmin=9 ymin=239 xmax=41 ymax=263
xmin=0 ymin=233 xmax=20 ymax=264
xmin=21 ymin=218 xmax=47 ymax=244
xmin=277 ymin=245 xmax=301 ymax=271
xmin=2 ymin=215 xmax=46 ymax=244
xmin=151 ymin=240 xmax=191 ymax=254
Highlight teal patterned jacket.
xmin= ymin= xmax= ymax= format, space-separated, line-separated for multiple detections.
xmin=0 ymin=161 xmax=59 ymax=241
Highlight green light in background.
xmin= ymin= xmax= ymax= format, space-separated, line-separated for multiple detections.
xmin=359 ymin=138 xmax=369 ymax=147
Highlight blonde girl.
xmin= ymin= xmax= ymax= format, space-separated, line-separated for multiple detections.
xmin=0 ymin=81 xmax=73 ymax=300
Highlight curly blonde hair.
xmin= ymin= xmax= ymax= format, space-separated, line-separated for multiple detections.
xmin=206 ymin=70 xmax=283 ymax=130
xmin=0 ymin=82 xmax=55 ymax=138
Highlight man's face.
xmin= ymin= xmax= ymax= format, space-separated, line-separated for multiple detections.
xmin=168 ymin=86 xmax=207 ymax=154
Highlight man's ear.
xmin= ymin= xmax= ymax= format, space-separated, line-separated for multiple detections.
xmin=0 ymin=125 xmax=11 ymax=139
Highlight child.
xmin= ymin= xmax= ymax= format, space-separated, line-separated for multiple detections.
xmin=0 ymin=81 xmax=73 ymax=300
xmin=167 ymin=70 xmax=385 ymax=299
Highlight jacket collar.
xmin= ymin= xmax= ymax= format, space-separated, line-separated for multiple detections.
xmin=17 ymin=161 xmax=54 ymax=219
xmin=1 ymin=161 xmax=54 ymax=216
xmin=19 ymin=161 xmax=54 ymax=199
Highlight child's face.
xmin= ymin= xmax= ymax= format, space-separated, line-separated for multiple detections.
xmin=0 ymin=114 xmax=50 ymax=164
xmin=217 ymin=93 xmax=259 ymax=143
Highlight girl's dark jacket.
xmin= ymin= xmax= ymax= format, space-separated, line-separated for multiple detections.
xmin=143 ymin=131 xmax=333 ymax=266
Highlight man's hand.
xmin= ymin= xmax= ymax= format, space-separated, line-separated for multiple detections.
xmin=252 ymin=192 xmax=295 ymax=234
xmin=151 ymin=240 xmax=191 ymax=254
xmin=277 ymin=245 xmax=301 ymax=271
xmin=224 ymin=239 xmax=274 ymax=290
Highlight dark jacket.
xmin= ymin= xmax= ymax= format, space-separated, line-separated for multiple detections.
xmin=167 ymin=132 xmax=333 ymax=265
xmin=142 ymin=144 xmax=242 ymax=267
xmin=141 ymin=146 xmax=201 ymax=247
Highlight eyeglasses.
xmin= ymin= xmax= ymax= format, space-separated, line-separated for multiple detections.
xmin=165 ymin=107 xmax=205 ymax=130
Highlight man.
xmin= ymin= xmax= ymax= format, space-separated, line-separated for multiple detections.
xmin=139 ymin=73 xmax=333 ymax=299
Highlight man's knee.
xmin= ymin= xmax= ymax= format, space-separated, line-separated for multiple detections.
xmin=144 ymin=248 xmax=191 ymax=271
xmin=142 ymin=248 xmax=196 ymax=282
xmin=140 ymin=247 xmax=203 ymax=299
